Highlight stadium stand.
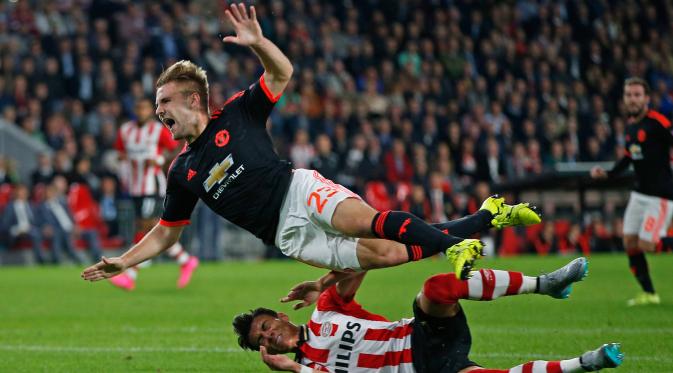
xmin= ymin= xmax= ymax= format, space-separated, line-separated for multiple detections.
xmin=1 ymin=0 xmax=672 ymax=264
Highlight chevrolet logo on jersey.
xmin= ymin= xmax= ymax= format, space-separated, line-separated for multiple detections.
xmin=203 ymin=154 xmax=234 ymax=192
xmin=629 ymin=144 xmax=643 ymax=160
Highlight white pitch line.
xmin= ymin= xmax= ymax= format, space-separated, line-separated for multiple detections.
xmin=0 ymin=344 xmax=670 ymax=364
xmin=0 ymin=344 xmax=239 ymax=353
xmin=1 ymin=325 xmax=670 ymax=335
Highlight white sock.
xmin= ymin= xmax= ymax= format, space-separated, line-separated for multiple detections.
xmin=560 ymin=357 xmax=583 ymax=372
xmin=126 ymin=267 xmax=138 ymax=280
xmin=167 ymin=243 xmax=190 ymax=265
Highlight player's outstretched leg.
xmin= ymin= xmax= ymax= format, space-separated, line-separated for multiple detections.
xmin=625 ymin=248 xmax=659 ymax=306
xmin=580 ymin=343 xmax=624 ymax=371
xmin=479 ymin=195 xmax=542 ymax=229
xmin=166 ymin=242 xmax=200 ymax=289
xmin=538 ymin=257 xmax=589 ymax=299
xmin=468 ymin=343 xmax=623 ymax=372
xmin=422 ymin=258 xmax=589 ymax=304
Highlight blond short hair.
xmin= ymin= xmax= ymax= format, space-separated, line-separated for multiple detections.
xmin=157 ymin=60 xmax=210 ymax=112
xmin=624 ymin=77 xmax=650 ymax=95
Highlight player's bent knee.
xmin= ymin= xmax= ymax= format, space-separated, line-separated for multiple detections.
xmin=358 ymin=240 xmax=408 ymax=269
xmin=423 ymin=274 xmax=460 ymax=305
xmin=332 ymin=199 xmax=377 ymax=237
xmin=638 ymin=239 xmax=656 ymax=252
xmin=623 ymin=235 xmax=638 ymax=249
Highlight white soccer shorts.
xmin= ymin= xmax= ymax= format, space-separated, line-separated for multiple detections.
xmin=274 ymin=169 xmax=363 ymax=271
xmin=623 ymin=191 xmax=673 ymax=243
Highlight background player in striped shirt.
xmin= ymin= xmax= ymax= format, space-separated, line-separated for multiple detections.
xmin=233 ymin=257 xmax=623 ymax=373
xmin=110 ymin=97 xmax=199 ymax=291
xmin=591 ymin=78 xmax=673 ymax=306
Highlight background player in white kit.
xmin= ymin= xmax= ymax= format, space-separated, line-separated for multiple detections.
xmin=591 ymin=78 xmax=673 ymax=306
xmin=111 ymin=97 xmax=199 ymax=291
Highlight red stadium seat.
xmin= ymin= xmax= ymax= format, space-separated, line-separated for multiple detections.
xmin=364 ymin=181 xmax=395 ymax=211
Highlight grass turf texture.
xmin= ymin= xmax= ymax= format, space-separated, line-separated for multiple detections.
xmin=0 ymin=254 xmax=672 ymax=372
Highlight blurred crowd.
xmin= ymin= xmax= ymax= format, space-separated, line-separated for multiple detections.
xmin=2 ymin=0 xmax=673 ymax=262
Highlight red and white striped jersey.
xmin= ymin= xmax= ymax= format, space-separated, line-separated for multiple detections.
xmin=115 ymin=120 xmax=179 ymax=197
xmin=297 ymin=287 xmax=415 ymax=372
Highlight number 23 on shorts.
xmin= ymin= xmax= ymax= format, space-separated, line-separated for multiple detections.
xmin=307 ymin=186 xmax=339 ymax=214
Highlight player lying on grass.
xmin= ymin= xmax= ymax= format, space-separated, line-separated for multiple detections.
xmin=81 ymin=3 xmax=541 ymax=284
xmin=233 ymin=257 xmax=623 ymax=373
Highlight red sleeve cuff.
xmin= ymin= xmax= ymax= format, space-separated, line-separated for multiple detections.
xmin=260 ymin=74 xmax=283 ymax=103
xmin=159 ymin=219 xmax=190 ymax=227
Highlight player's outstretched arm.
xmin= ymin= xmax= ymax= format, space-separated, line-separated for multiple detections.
xmin=222 ymin=3 xmax=293 ymax=96
xmin=281 ymin=271 xmax=367 ymax=310
xmin=81 ymin=223 xmax=183 ymax=282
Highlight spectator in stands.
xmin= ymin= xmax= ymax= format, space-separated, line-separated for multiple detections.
xmin=309 ymin=134 xmax=339 ymax=182
xmin=99 ymin=175 xmax=121 ymax=238
xmin=383 ymin=138 xmax=413 ymax=184
xmin=31 ymin=153 xmax=55 ymax=188
xmin=0 ymin=156 xmax=18 ymax=185
xmin=1 ymin=0 xmax=673 ymax=259
xmin=37 ymin=177 xmax=82 ymax=265
xmin=1 ymin=184 xmax=47 ymax=264
xmin=288 ymin=128 xmax=314 ymax=169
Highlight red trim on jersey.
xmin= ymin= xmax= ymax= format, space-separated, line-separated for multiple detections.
xmin=223 ymin=90 xmax=245 ymax=107
xmin=647 ymin=110 xmax=671 ymax=128
xmin=159 ymin=219 xmax=190 ymax=227
xmin=316 ymin=286 xmax=388 ymax=321
xmin=298 ymin=343 xmax=329 ymax=364
xmin=260 ymin=74 xmax=283 ymax=103
xmin=363 ymin=324 xmax=413 ymax=341
xmin=480 ymin=269 xmax=495 ymax=300
xmin=168 ymin=142 xmax=189 ymax=173
xmin=506 ymin=271 xmax=523 ymax=295
xmin=357 ymin=348 xmax=413 ymax=369
xmin=307 ymin=320 xmax=338 ymax=337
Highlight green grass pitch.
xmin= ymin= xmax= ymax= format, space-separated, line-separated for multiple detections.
xmin=1 ymin=254 xmax=672 ymax=372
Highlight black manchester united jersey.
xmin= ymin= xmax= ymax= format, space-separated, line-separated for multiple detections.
xmin=159 ymin=76 xmax=292 ymax=244
xmin=609 ymin=110 xmax=673 ymax=200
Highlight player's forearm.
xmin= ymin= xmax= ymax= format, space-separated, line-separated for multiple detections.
xmin=607 ymin=156 xmax=631 ymax=178
xmin=120 ymin=224 xmax=180 ymax=268
xmin=335 ymin=272 xmax=367 ymax=300
xmin=316 ymin=270 xmax=356 ymax=291
xmin=250 ymin=37 xmax=293 ymax=85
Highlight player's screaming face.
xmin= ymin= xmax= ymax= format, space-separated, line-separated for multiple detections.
xmin=248 ymin=313 xmax=298 ymax=354
xmin=623 ymin=84 xmax=649 ymax=117
xmin=155 ymin=81 xmax=201 ymax=140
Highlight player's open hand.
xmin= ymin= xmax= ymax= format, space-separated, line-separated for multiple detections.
xmin=222 ymin=3 xmax=263 ymax=47
xmin=81 ymin=256 xmax=126 ymax=281
xmin=260 ymin=346 xmax=299 ymax=371
xmin=280 ymin=281 xmax=321 ymax=310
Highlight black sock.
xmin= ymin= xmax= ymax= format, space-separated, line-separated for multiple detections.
xmin=372 ymin=211 xmax=464 ymax=259
xmin=627 ymin=250 xmax=655 ymax=293
xmin=432 ymin=210 xmax=492 ymax=237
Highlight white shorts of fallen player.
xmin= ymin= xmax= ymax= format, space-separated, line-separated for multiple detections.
xmin=274 ymin=169 xmax=363 ymax=271
xmin=623 ymin=191 xmax=673 ymax=243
